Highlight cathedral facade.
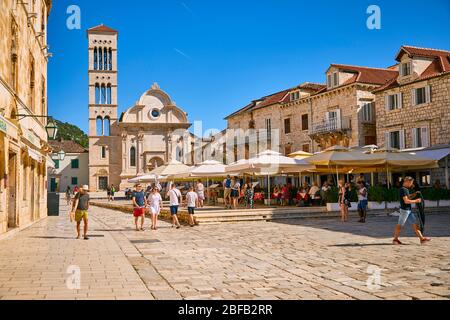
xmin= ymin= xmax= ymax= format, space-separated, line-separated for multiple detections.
xmin=87 ymin=25 xmax=194 ymax=191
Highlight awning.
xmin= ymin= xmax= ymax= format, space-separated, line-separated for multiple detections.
xmin=413 ymin=148 xmax=450 ymax=161
xmin=27 ymin=147 xmax=43 ymax=163
xmin=46 ymin=155 xmax=56 ymax=169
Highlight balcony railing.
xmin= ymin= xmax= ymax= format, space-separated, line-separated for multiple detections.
xmin=310 ymin=117 xmax=351 ymax=135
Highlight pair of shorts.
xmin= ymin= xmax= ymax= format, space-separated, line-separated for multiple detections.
xmin=170 ymin=205 xmax=179 ymax=215
xmin=75 ymin=210 xmax=88 ymax=222
xmin=358 ymin=200 xmax=368 ymax=210
xmin=224 ymin=188 xmax=231 ymax=198
xmin=188 ymin=207 xmax=195 ymax=215
xmin=398 ymin=208 xmax=417 ymax=227
xmin=133 ymin=207 xmax=145 ymax=217
xmin=231 ymin=189 xmax=239 ymax=198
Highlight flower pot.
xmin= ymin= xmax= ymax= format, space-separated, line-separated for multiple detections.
xmin=424 ymin=200 xmax=438 ymax=208
xmin=438 ymin=200 xmax=450 ymax=207
xmin=386 ymin=202 xmax=399 ymax=209
xmin=326 ymin=203 xmax=341 ymax=212
xmin=368 ymin=201 xmax=386 ymax=210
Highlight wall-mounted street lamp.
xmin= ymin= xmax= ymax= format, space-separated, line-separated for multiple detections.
xmin=13 ymin=114 xmax=59 ymax=140
xmin=57 ymin=150 xmax=66 ymax=161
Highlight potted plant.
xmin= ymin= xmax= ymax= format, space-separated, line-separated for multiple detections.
xmin=368 ymin=186 xmax=386 ymax=210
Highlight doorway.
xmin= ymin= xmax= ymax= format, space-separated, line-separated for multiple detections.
xmin=50 ymin=177 xmax=57 ymax=192
xmin=98 ymin=176 xmax=108 ymax=190
xmin=7 ymin=152 xmax=17 ymax=229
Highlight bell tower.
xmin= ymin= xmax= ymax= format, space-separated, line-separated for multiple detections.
xmin=87 ymin=24 xmax=120 ymax=191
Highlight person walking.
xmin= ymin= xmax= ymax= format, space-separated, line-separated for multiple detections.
xmin=223 ymin=175 xmax=232 ymax=209
xmin=357 ymin=181 xmax=368 ymax=223
xmin=243 ymin=178 xmax=254 ymax=209
xmin=147 ymin=187 xmax=162 ymax=230
xmin=106 ymin=185 xmax=111 ymax=201
xmin=186 ymin=186 xmax=198 ymax=227
xmin=338 ymin=180 xmax=350 ymax=222
xmin=71 ymin=185 xmax=90 ymax=240
xmin=110 ymin=184 xmax=116 ymax=201
xmin=393 ymin=177 xmax=431 ymax=245
xmin=196 ymin=179 xmax=205 ymax=208
xmin=65 ymin=186 xmax=72 ymax=206
xmin=231 ymin=177 xmax=241 ymax=210
xmin=167 ymin=184 xmax=182 ymax=229
xmin=132 ymin=184 xmax=147 ymax=231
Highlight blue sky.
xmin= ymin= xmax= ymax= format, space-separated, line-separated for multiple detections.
xmin=48 ymin=0 xmax=450 ymax=134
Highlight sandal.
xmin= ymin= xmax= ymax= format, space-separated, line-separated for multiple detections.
xmin=392 ymin=239 xmax=402 ymax=245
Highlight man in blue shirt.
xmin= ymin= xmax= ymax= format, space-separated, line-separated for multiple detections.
xmin=393 ymin=177 xmax=431 ymax=245
xmin=132 ymin=184 xmax=147 ymax=231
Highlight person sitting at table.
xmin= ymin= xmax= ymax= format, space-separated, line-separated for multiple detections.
xmin=280 ymin=184 xmax=290 ymax=206
xmin=296 ymin=188 xmax=310 ymax=207
xmin=273 ymin=185 xmax=282 ymax=205
xmin=308 ymin=182 xmax=321 ymax=206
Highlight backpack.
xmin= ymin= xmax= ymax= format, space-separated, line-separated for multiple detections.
xmin=225 ymin=179 xmax=231 ymax=188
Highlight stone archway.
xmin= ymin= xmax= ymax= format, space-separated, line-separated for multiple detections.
xmin=147 ymin=157 xmax=164 ymax=171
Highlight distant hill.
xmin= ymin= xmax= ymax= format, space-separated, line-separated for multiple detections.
xmin=53 ymin=119 xmax=89 ymax=149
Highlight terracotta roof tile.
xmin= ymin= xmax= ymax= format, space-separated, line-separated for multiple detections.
xmin=374 ymin=46 xmax=450 ymax=93
xmin=49 ymin=140 xmax=88 ymax=154
xmin=330 ymin=64 xmax=398 ymax=86
xmin=87 ymin=24 xmax=118 ymax=34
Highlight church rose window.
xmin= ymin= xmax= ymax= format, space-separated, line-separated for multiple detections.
xmin=150 ymin=109 xmax=160 ymax=119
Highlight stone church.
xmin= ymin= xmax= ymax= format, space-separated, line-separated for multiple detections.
xmin=87 ymin=25 xmax=194 ymax=191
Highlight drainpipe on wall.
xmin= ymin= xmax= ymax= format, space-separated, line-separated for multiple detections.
xmin=309 ymin=99 xmax=315 ymax=153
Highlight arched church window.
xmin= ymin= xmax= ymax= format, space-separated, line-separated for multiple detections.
xmin=95 ymin=83 xmax=100 ymax=104
xmin=109 ymin=48 xmax=112 ymax=70
xmin=106 ymin=84 xmax=112 ymax=104
xmin=96 ymin=116 xmax=103 ymax=136
xmin=104 ymin=47 xmax=108 ymax=70
xmin=101 ymin=84 xmax=106 ymax=104
xmin=130 ymin=147 xmax=136 ymax=167
xmin=175 ymin=146 xmax=183 ymax=162
xmin=103 ymin=116 xmax=110 ymax=136
xmin=94 ymin=47 xmax=98 ymax=70
xmin=98 ymin=47 xmax=103 ymax=70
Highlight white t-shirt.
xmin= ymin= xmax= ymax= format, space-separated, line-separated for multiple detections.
xmin=168 ymin=188 xmax=181 ymax=206
xmin=186 ymin=191 xmax=198 ymax=208
xmin=358 ymin=187 xmax=368 ymax=201
xmin=148 ymin=193 xmax=162 ymax=208
xmin=309 ymin=186 xmax=320 ymax=196
xmin=196 ymin=183 xmax=204 ymax=192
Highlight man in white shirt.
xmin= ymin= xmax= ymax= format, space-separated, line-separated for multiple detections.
xmin=185 ymin=186 xmax=198 ymax=227
xmin=308 ymin=182 xmax=320 ymax=205
xmin=166 ymin=184 xmax=182 ymax=229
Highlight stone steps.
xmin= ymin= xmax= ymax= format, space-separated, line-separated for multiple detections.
xmin=90 ymin=201 xmax=449 ymax=225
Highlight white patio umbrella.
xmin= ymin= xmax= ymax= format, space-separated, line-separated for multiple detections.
xmin=226 ymin=150 xmax=314 ymax=205
xmin=149 ymin=159 xmax=192 ymax=177
xmin=128 ymin=174 xmax=167 ymax=183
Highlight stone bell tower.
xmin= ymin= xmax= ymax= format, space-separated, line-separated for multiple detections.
xmin=87 ymin=24 xmax=121 ymax=191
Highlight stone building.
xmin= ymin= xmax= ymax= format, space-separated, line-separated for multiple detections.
xmin=307 ymin=64 xmax=397 ymax=150
xmin=225 ymin=65 xmax=398 ymax=155
xmin=225 ymin=83 xmax=325 ymax=157
xmin=373 ymin=46 xmax=450 ymax=186
xmin=48 ymin=140 xmax=89 ymax=192
xmin=87 ymin=25 xmax=194 ymax=191
xmin=0 ymin=0 xmax=52 ymax=235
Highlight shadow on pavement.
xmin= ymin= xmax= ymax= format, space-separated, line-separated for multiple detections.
xmin=270 ymin=214 xmax=450 ymax=239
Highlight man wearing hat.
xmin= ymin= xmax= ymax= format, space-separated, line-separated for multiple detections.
xmin=71 ymin=185 xmax=90 ymax=240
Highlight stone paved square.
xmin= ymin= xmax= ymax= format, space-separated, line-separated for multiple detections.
xmin=0 ymin=204 xmax=448 ymax=300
